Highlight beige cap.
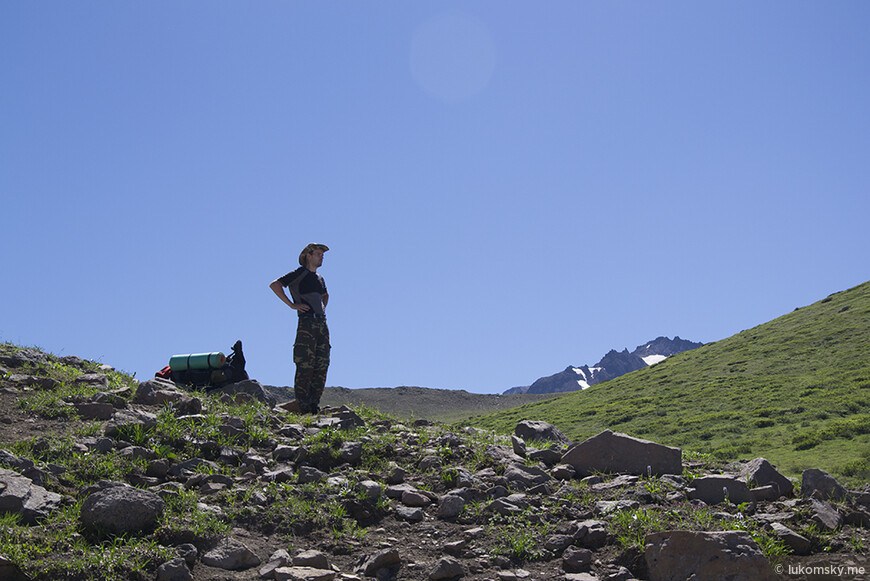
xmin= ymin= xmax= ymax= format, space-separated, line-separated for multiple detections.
xmin=299 ymin=243 xmax=329 ymax=266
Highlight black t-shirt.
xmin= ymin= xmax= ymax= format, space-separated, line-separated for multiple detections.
xmin=278 ymin=267 xmax=328 ymax=316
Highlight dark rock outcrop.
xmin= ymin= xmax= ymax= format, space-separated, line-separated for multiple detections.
xmin=510 ymin=336 xmax=704 ymax=394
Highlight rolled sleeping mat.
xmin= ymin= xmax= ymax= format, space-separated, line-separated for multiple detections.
xmin=169 ymin=352 xmax=226 ymax=372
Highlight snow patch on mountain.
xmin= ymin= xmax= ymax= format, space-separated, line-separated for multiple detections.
xmin=641 ymin=354 xmax=667 ymax=366
xmin=571 ymin=367 xmax=591 ymax=389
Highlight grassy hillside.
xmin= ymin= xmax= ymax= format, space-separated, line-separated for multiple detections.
xmin=271 ymin=385 xmax=563 ymax=424
xmin=468 ymin=281 xmax=870 ymax=484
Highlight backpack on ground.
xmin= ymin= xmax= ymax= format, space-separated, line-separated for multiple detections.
xmin=159 ymin=340 xmax=249 ymax=390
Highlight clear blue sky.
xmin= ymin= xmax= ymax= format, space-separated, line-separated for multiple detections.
xmin=2 ymin=2 xmax=868 ymax=394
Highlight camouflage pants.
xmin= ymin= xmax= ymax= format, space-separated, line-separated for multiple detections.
xmin=293 ymin=316 xmax=330 ymax=411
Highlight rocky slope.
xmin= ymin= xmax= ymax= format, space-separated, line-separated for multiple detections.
xmin=505 ymin=337 xmax=704 ymax=395
xmin=0 ymin=343 xmax=868 ymax=581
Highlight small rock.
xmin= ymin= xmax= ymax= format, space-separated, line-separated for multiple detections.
xmin=686 ymin=475 xmax=753 ymax=505
xmin=802 ymin=468 xmax=851 ymax=502
xmin=528 ymin=447 xmax=563 ymax=466
xmin=552 ymin=464 xmax=576 ymax=480
xmin=544 ymin=534 xmax=575 ymax=553
xmin=562 ymin=547 xmax=593 ymax=572
xmin=602 ymin=566 xmax=633 ymax=581
xmin=395 ymin=506 xmax=425 ymax=522
xmin=741 ymin=458 xmax=793 ymax=497
xmin=156 ymin=558 xmax=193 ymax=581
xmin=384 ymin=464 xmax=406 ymax=485
xmin=119 ymin=445 xmax=156 ymax=461
xmin=177 ymin=543 xmax=198 ymax=566
xmin=591 ymin=475 xmax=638 ymax=492
xmin=386 ymin=483 xmax=417 ymax=499
xmin=449 ymin=467 xmax=478 ymax=489
xmin=515 ymin=420 xmax=570 ymax=445
xmin=202 ymin=538 xmax=261 ymax=570
xmin=92 ymin=388 xmax=130 ymax=408
xmin=770 ymin=522 xmax=811 ymax=555
xmin=73 ymin=373 xmax=109 ymax=388
xmin=575 ymin=520 xmax=609 ymax=549
xmin=277 ymin=423 xmax=308 ymax=439
xmin=0 ymin=450 xmax=33 ymax=471
xmin=564 ymin=574 xmax=599 ymax=581
xmin=511 ymin=435 xmax=527 ymax=457
xmin=0 ymin=554 xmax=29 ymax=581
xmin=339 ymin=442 xmax=363 ymax=464
xmin=274 ymin=444 xmax=302 ymax=462
xmin=504 ymin=463 xmax=551 ymax=489
xmin=147 ymin=458 xmax=171 ymax=478
xmin=264 ymin=468 xmax=296 ymax=483
xmin=298 ymin=466 xmax=327 ymax=484
xmin=595 ymin=500 xmax=639 ymax=516
xmin=358 ymin=480 xmax=383 ymax=501
xmin=580 ymin=475 xmax=602 ymax=486
xmin=360 ymin=549 xmax=402 ymax=577
xmin=750 ymin=485 xmax=780 ymax=502
xmin=484 ymin=444 xmax=525 ymax=465
xmin=74 ymin=401 xmax=115 ymax=420
xmin=328 ymin=406 xmax=366 ymax=430
xmin=486 ymin=485 xmax=509 ymax=499
xmin=275 ymin=566 xmax=336 ymax=581
xmin=437 ymin=494 xmax=466 ymax=519
xmin=419 ymin=455 xmax=443 ymax=471
xmin=294 ymin=550 xmax=330 ymax=570
xmin=485 ymin=498 xmax=523 ymax=516
xmin=429 ymin=556 xmax=465 ymax=580
xmin=402 ymin=490 xmax=433 ymax=507
xmin=8 ymin=374 xmax=59 ymax=390
xmin=498 ymin=570 xmax=532 ymax=581
xmin=443 ymin=539 xmax=467 ymax=556
xmin=259 ymin=549 xmax=291 ymax=579
xmin=210 ymin=379 xmax=276 ymax=406
xmin=133 ymin=378 xmax=181 ymax=405
xmin=464 ymin=527 xmax=485 ymax=539
xmin=810 ymin=498 xmax=843 ymax=531
xmin=845 ymin=506 xmax=870 ymax=527
xmin=103 ymin=409 xmax=158 ymax=439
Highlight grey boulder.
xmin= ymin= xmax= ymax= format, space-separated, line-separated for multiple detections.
xmin=741 ymin=457 xmax=793 ymax=497
xmin=802 ymin=468 xmax=851 ymax=502
xmin=202 ymin=538 xmax=261 ymax=570
xmin=645 ymin=530 xmax=778 ymax=581
xmin=514 ymin=420 xmax=570 ymax=445
xmin=80 ymin=484 xmax=164 ymax=535
xmin=562 ymin=430 xmax=681 ymax=477
xmin=687 ymin=475 xmax=754 ymax=505
xmin=0 ymin=467 xmax=62 ymax=524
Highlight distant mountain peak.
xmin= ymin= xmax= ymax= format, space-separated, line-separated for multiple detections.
xmin=504 ymin=336 xmax=704 ymax=395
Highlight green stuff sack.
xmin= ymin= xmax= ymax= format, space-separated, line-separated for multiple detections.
xmin=169 ymin=352 xmax=226 ymax=372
